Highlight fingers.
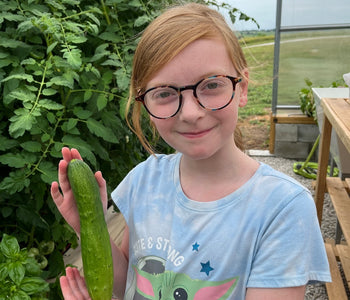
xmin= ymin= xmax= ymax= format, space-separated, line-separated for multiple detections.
xmin=58 ymin=159 xmax=71 ymax=195
xmin=95 ymin=171 xmax=108 ymax=212
xmin=51 ymin=181 xmax=64 ymax=207
xmin=60 ymin=267 xmax=91 ymax=300
xmin=62 ymin=147 xmax=83 ymax=162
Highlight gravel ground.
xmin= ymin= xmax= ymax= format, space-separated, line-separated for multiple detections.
xmin=248 ymin=151 xmax=337 ymax=300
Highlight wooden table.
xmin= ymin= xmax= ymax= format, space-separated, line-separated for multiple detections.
xmin=313 ymin=97 xmax=350 ymax=300
xmin=314 ymin=97 xmax=350 ymax=223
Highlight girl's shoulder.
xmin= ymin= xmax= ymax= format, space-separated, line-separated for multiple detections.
xmin=126 ymin=152 xmax=180 ymax=180
xmin=136 ymin=152 xmax=180 ymax=170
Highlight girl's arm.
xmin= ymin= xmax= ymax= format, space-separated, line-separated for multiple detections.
xmin=111 ymin=226 xmax=129 ymax=298
xmin=246 ymin=286 xmax=306 ymax=300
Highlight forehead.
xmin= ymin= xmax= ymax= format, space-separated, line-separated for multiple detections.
xmin=147 ymin=39 xmax=236 ymax=88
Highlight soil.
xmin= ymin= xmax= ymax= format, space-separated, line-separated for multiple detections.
xmin=238 ymin=113 xmax=270 ymax=150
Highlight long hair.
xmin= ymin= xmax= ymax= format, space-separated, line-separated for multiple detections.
xmin=126 ymin=3 xmax=247 ymax=153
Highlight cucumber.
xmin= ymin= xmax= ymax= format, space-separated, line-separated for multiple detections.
xmin=67 ymin=159 xmax=113 ymax=300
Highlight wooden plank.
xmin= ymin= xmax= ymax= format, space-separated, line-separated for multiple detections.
xmin=336 ymin=244 xmax=350 ymax=289
xmin=107 ymin=209 xmax=126 ymax=247
xmin=314 ymin=115 xmax=332 ymax=224
xmin=325 ymin=242 xmax=348 ymax=300
xmin=345 ymin=178 xmax=350 ymax=193
xmin=271 ymin=114 xmax=316 ymax=125
xmin=269 ymin=112 xmax=275 ymax=154
xmin=327 ymin=177 xmax=350 ymax=243
xmin=322 ymin=98 xmax=350 ymax=153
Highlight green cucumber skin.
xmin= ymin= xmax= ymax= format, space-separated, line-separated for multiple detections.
xmin=67 ymin=159 xmax=113 ymax=300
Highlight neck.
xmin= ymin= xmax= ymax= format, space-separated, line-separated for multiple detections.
xmin=179 ymin=145 xmax=259 ymax=202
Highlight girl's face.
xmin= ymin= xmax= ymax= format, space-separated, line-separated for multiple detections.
xmin=147 ymin=39 xmax=248 ymax=161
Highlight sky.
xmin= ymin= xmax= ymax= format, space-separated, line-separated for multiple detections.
xmin=220 ymin=0 xmax=350 ymax=31
xmin=220 ymin=0 xmax=276 ymax=31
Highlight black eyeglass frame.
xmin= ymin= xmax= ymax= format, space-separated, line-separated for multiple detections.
xmin=135 ymin=75 xmax=242 ymax=119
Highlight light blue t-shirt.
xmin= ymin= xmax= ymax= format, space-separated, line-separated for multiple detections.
xmin=112 ymin=153 xmax=331 ymax=300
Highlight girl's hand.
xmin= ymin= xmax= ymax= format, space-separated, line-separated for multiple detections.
xmin=60 ymin=267 xmax=118 ymax=300
xmin=60 ymin=267 xmax=91 ymax=300
xmin=50 ymin=147 xmax=108 ymax=234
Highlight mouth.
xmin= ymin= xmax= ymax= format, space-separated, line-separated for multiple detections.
xmin=180 ymin=128 xmax=212 ymax=139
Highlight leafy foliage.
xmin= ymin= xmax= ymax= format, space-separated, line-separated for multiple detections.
xmin=0 ymin=0 xmax=257 ymax=296
xmin=0 ymin=234 xmax=50 ymax=299
xmin=299 ymin=77 xmax=347 ymax=120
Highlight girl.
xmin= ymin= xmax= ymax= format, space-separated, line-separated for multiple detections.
xmin=51 ymin=3 xmax=331 ymax=299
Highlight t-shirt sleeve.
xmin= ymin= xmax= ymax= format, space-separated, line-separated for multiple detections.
xmin=111 ymin=167 xmax=136 ymax=224
xmin=247 ymin=190 xmax=331 ymax=288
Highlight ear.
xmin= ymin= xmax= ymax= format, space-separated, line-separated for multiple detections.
xmin=133 ymin=266 xmax=155 ymax=298
xmin=238 ymin=69 xmax=249 ymax=108
xmin=193 ymin=277 xmax=238 ymax=300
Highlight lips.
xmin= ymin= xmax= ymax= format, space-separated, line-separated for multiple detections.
xmin=179 ymin=128 xmax=212 ymax=139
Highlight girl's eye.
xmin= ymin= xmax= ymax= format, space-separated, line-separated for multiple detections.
xmin=199 ymin=79 xmax=227 ymax=93
xmin=152 ymin=88 xmax=177 ymax=100
xmin=206 ymin=82 xmax=219 ymax=90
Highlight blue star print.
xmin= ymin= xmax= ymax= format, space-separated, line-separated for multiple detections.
xmin=200 ymin=261 xmax=214 ymax=276
xmin=192 ymin=242 xmax=200 ymax=251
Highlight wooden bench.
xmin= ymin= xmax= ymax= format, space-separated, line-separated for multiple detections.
xmin=324 ymin=177 xmax=350 ymax=299
xmin=63 ymin=206 xmax=126 ymax=274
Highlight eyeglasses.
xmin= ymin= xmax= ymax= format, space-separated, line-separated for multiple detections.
xmin=135 ymin=75 xmax=242 ymax=119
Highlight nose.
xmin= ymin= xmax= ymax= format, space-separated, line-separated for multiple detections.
xmin=178 ymin=90 xmax=206 ymax=122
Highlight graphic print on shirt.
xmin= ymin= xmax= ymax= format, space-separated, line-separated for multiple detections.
xmin=127 ymin=256 xmax=238 ymax=300
xmin=134 ymin=261 xmax=238 ymax=300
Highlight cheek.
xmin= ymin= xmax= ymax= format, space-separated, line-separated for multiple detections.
xmin=151 ymin=118 xmax=174 ymax=138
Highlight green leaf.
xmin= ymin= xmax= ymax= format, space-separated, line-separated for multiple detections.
xmin=16 ymin=206 xmax=49 ymax=230
xmin=66 ymin=118 xmax=78 ymax=130
xmin=73 ymin=108 xmax=93 ymax=119
xmin=84 ymin=90 xmax=92 ymax=101
xmin=1 ymin=206 xmax=13 ymax=218
xmin=8 ymin=88 xmax=36 ymax=102
xmin=47 ymin=41 xmax=58 ymax=54
xmin=9 ymin=109 xmax=37 ymax=138
xmin=87 ymin=118 xmax=118 ymax=143
xmin=8 ymin=261 xmax=25 ymax=285
xmin=47 ymin=75 xmax=74 ymax=89
xmin=21 ymin=58 xmax=36 ymax=65
xmin=114 ymin=68 xmax=130 ymax=91
xmin=98 ymin=32 xmax=122 ymax=43
xmin=90 ymin=43 xmax=110 ymax=62
xmin=25 ymin=257 xmax=41 ymax=276
xmin=134 ymin=15 xmax=151 ymax=27
xmin=96 ymin=93 xmax=107 ymax=111
xmin=1 ymin=73 xmax=34 ymax=83
xmin=42 ymin=88 xmax=58 ymax=96
xmin=20 ymin=141 xmax=41 ymax=152
xmin=0 ymin=13 xmax=25 ymax=22
xmin=0 ymin=153 xmax=28 ymax=168
xmin=41 ymin=133 xmax=51 ymax=142
xmin=63 ymin=48 xmax=82 ymax=70
xmin=17 ymin=20 xmax=35 ymax=33
xmin=12 ymin=290 xmax=30 ymax=300
xmin=0 ymin=262 xmax=8 ymax=281
xmin=0 ymin=169 xmax=30 ymax=194
xmin=0 ymin=136 xmax=18 ymax=151
xmin=38 ymin=99 xmax=64 ymax=110
xmin=61 ymin=135 xmax=96 ymax=166
xmin=86 ymin=12 xmax=100 ymax=26
xmin=19 ymin=277 xmax=49 ymax=295
xmin=0 ymin=234 xmax=20 ymax=258
xmin=39 ymin=161 xmax=58 ymax=184
xmin=0 ymin=37 xmax=29 ymax=49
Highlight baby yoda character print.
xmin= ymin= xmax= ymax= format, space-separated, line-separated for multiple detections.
xmin=132 ymin=262 xmax=238 ymax=300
